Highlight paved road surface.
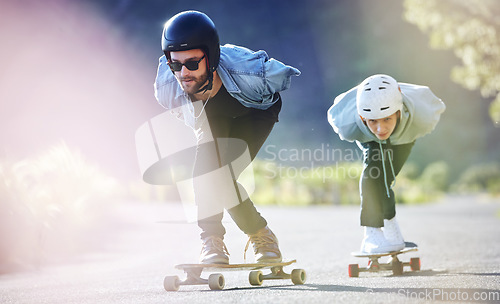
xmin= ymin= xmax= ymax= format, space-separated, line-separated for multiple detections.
xmin=1 ymin=195 xmax=499 ymax=303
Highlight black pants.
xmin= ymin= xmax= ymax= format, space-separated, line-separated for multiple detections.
xmin=358 ymin=140 xmax=415 ymax=227
xmin=195 ymin=94 xmax=282 ymax=239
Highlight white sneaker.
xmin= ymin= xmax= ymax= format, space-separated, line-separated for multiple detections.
xmin=383 ymin=217 xmax=405 ymax=251
xmin=360 ymin=227 xmax=404 ymax=253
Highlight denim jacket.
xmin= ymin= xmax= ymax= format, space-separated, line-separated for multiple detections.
xmin=327 ymin=83 xmax=446 ymax=145
xmin=154 ymin=44 xmax=301 ymax=129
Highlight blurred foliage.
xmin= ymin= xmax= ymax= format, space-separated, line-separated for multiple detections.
xmin=419 ymin=161 xmax=450 ymax=192
xmin=404 ymin=0 xmax=500 ymax=125
xmin=250 ymin=159 xmax=451 ymax=206
xmin=394 ymin=161 xmax=449 ymax=204
xmin=451 ymin=162 xmax=500 ymax=195
xmin=251 ymin=159 xmax=362 ymax=206
xmin=0 ymin=143 xmax=121 ymax=272
xmin=251 ymin=158 xmax=500 ymax=204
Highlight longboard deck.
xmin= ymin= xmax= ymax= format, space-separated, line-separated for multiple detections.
xmin=351 ymin=242 xmax=418 ymax=258
xmin=176 ymin=259 xmax=296 ymax=272
xmin=352 ymin=246 xmax=418 ymax=258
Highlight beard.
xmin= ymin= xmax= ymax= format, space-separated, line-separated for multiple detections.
xmin=177 ymin=71 xmax=209 ymax=95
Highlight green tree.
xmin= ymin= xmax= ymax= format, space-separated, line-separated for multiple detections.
xmin=403 ymin=0 xmax=500 ymax=125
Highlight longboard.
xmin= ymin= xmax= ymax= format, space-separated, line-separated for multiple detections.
xmin=349 ymin=242 xmax=421 ymax=277
xmin=164 ymin=259 xmax=306 ymax=291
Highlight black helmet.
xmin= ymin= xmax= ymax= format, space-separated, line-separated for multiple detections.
xmin=162 ymin=11 xmax=220 ymax=74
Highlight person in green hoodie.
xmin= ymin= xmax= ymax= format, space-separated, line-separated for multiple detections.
xmin=327 ymin=74 xmax=445 ymax=253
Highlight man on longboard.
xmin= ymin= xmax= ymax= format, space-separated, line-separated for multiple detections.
xmin=328 ymin=74 xmax=445 ymax=253
xmin=154 ymin=11 xmax=300 ymax=264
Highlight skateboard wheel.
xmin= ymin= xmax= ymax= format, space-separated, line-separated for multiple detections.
xmin=208 ymin=273 xmax=225 ymax=290
xmin=392 ymin=260 xmax=403 ymax=276
xmin=410 ymin=257 xmax=421 ymax=271
xmin=249 ymin=270 xmax=263 ymax=286
xmin=348 ymin=264 xmax=359 ymax=278
xmin=291 ymin=269 xmax=306 ymax=285
xmin=163 ymin=276 xmax=180 ymax=291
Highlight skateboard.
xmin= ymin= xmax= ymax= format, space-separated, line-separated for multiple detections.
xmin=164 ymin=259 xmax=306 ymax=291
xmin=348 ymin=242 xmax=420 ymax=277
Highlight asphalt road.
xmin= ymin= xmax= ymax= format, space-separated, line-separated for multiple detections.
xmin=1 ymin=195 xmax=499 ymax=303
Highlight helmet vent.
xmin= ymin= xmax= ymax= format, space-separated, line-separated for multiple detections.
xmin=356 ymin=74 xmax=401 ymax=119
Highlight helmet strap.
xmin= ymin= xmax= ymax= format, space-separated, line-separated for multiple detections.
xmin=195 ymin=71 xmax=213 ymax=94
xmin=195 ymin=50 xmax=213 ymax=94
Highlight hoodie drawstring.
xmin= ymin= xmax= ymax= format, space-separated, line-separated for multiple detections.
xmin=378 ymin=141 xmax=396 ymax=198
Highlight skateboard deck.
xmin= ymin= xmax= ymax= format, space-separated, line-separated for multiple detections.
xmin=164 ymin=259 xmax=306 ymax=291
xmin=349 ymin=242 xmax=421 ymax=277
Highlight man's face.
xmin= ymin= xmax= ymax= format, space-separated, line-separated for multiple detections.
xmin=169 ymin=49 xmax=208 ymax=95
xmin=365 ymin=111 xmax=400 ymax=141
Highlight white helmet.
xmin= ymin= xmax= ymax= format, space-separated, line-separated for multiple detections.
xmin=356 ymin=74 xmax=403 ymax=120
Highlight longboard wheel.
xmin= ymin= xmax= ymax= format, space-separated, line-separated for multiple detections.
xmin=164 ymin=276 xmax=180 ymax=291
xmin=348 ymin=264 xmax=359 ymax=278
xmin=249 ymin=270 xmax=263 ymax=286
xmin=392 ymin=260 xmax=403 ymax=276
xmin=208 ymin=273 xmax=225 ymax=290
xmin=291 ymin=269 xmax=306 ymax=285
xmin=410 ymin=257 xmax=421 ymax=271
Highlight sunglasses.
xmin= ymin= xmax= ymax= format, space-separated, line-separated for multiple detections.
xmin=168 ymin=55 xmax=205 ymax=72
